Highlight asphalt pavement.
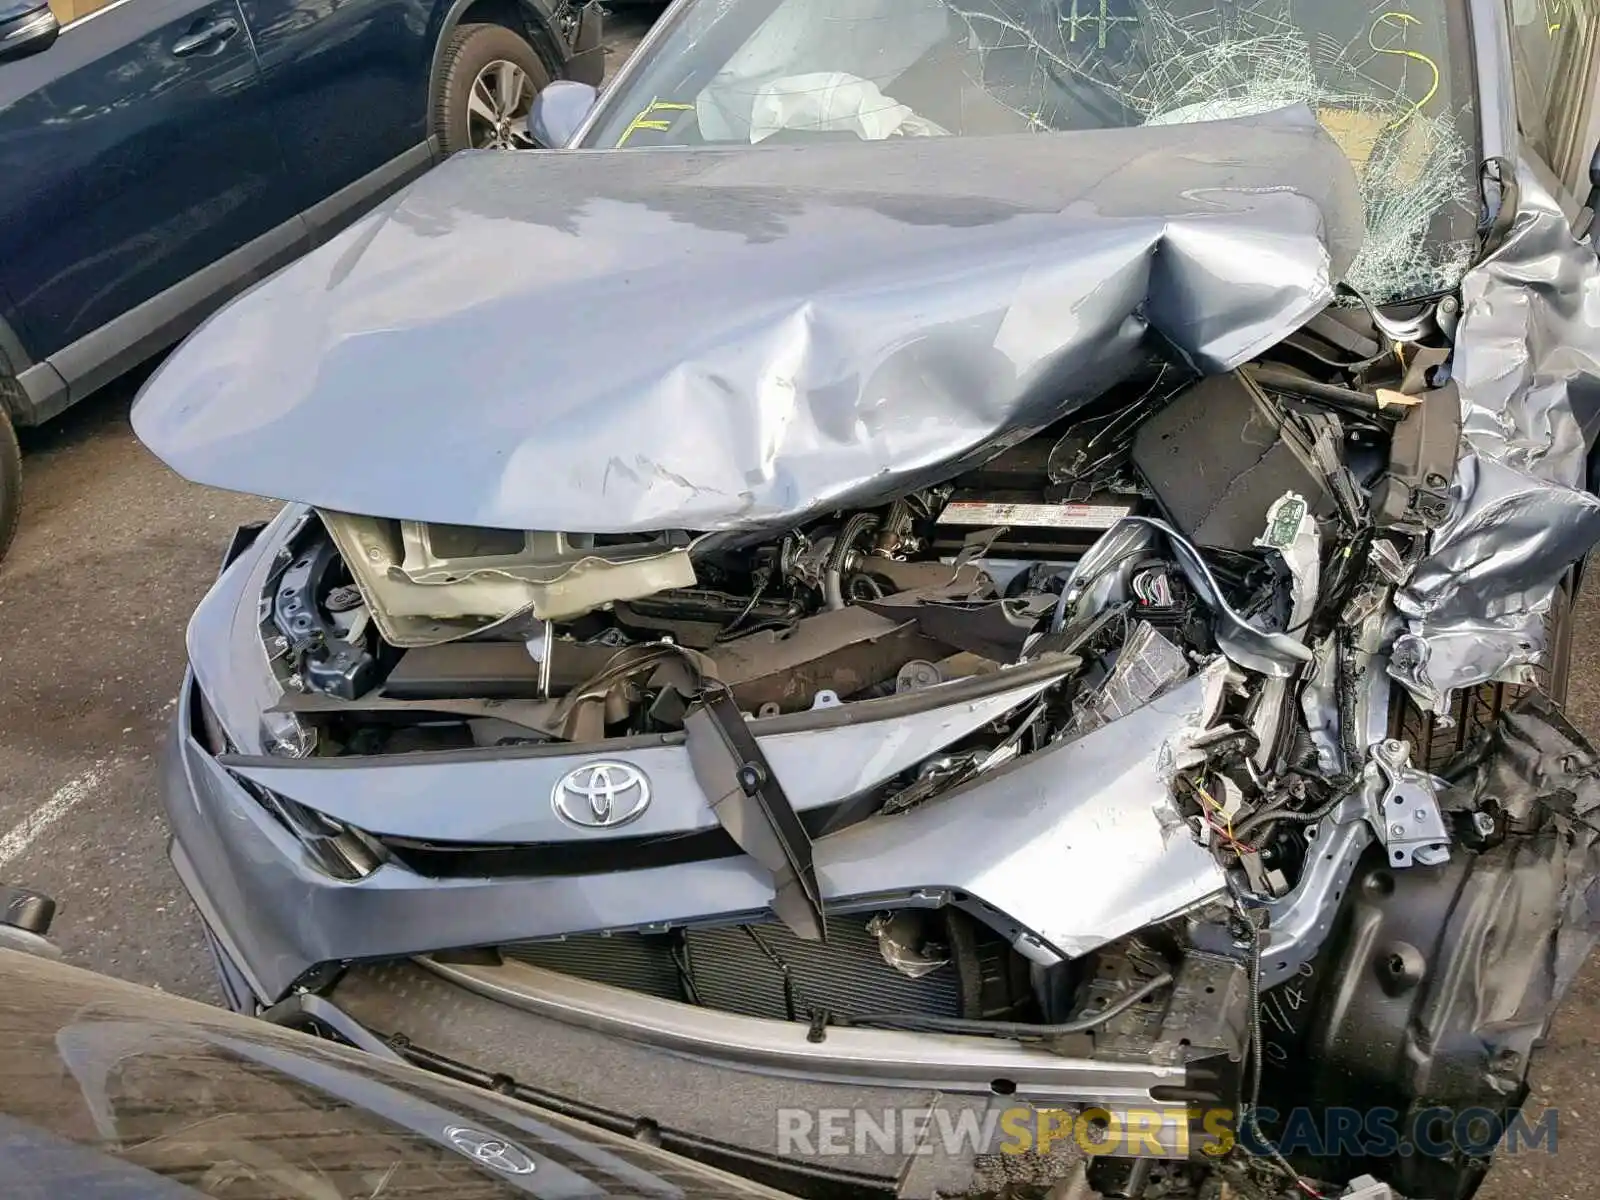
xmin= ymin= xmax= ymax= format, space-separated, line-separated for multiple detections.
xmin=0 ymin=11 xmax=1596 ymax=1194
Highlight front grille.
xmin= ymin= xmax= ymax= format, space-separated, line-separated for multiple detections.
xmin=379 ymin=828 xmax=743 ymax=879
xmin=503 ymin=914 xmax=964 ymax=1021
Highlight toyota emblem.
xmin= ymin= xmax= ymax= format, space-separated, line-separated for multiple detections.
xmin=552 ymin=761 xmax=651 ymax=828
xmin=444 ymin=1125 xmax=538 ymax=1175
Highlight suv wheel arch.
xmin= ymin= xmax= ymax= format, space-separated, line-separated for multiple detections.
xmin=426 ymin=0 xmax=566 ymax=149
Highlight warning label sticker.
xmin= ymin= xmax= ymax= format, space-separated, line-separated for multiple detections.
xmin=936 ymin=501 xmax=1133 ymax=531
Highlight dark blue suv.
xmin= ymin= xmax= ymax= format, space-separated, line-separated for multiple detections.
xmin=0 ymin=0 xmax=602 ymax=561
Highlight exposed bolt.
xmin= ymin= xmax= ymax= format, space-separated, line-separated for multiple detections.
xmin=365 ymin=547 xmax=383 ymax=562
xmin=1414 ymin=810 xmax=1429 ymax=823
xmin=1472 ymin=811 xmax=1495 ymax=837
xmin=1390 ymin=823 xmax=1406 ymax=837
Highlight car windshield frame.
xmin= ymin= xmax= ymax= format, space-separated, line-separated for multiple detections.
xmin=578 ymin=0 xmax=1485 ymax=306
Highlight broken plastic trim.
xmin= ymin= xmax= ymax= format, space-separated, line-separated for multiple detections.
xmin=238 ymin=651 xmax=1085 ymax=764
xmin=686 ymin=685 xmax=826 ymax=942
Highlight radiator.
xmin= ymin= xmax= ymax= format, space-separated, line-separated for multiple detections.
xmin=503 ymin=914 xmax=964 ymax=1021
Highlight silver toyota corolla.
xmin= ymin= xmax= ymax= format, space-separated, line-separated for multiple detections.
xmin=133 ymin=1 xmax=1600 ymax=1197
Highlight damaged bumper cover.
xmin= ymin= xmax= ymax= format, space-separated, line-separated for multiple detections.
xmin=167 ymin=529 xmax=1226 ymax=1001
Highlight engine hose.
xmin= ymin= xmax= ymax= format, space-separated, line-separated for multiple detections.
xmin=824 ymin=513 xmax=881 ymax=610
xmin=842 ymin=971 xmax=1174 ymax=1038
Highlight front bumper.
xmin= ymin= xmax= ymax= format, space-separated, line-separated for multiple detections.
xmin=161 ymin=682 xmax=1218 ymax=1097
xmin=167 ymin=518 xmax=1231 ymax=1008
xmin=164 ymin=670 xmax=1220 ymax=997
xmin=165 ymin=669 xmax=1241 ymax=1199
xmin=161 ymin=517 xmax=1237 ymax=1191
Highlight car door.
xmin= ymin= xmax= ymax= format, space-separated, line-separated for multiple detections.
xmin=236 ymin=0 xmax=435 ymax=242
xmin=0 ymin=0 xmax=302 ymax=409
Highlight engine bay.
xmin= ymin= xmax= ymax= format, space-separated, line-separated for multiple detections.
xmin=246 ymin=313 xmax=1472 ymax=927
xmin=259 ymin=310 xmax=1457 ymax=792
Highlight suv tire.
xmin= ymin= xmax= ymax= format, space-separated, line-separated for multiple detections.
xmin=0 ymin=380 xmax=22 ymax=565
xmin=433 ymin=23 xmax=550 ymax=155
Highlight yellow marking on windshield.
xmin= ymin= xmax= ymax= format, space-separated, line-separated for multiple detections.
xmin=1543 ymin=0 xmax=1566 ymax=37
xmin=1368 ymin=12 xmax=1441 ymax=117
xmin=616 ymin=99 xmax=696 ymax=147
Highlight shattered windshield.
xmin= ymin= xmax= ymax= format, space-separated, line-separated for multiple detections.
xmin=587 ymin=0 xmax=1479 ymax=304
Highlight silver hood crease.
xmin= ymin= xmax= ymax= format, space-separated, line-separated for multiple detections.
xmin=131 ymin=108 xmax=1362 ymax=534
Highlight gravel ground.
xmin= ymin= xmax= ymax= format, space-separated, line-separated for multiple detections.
xmin=0 ymin=9 xmax=1595 ymax=1194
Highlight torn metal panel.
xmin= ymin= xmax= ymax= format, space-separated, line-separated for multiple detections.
xmin=707 ymin=603 xmax=949 ymax=713
xmin=320 ymin=510 xmax=700 ymax=646
xmin=1394 ymin=158 xmax=1600 ymax=712
xmin=131 ymin=110 xmax=1360 ymax=534
xmin=822 ymin=672 xmax=1230 ymax=961
xmin=1398 ymin=455 xmax=1600 ymax=624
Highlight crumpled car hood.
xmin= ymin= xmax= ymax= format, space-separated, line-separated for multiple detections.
xmin=131 ymin=107 xmax=1360 ymax=534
